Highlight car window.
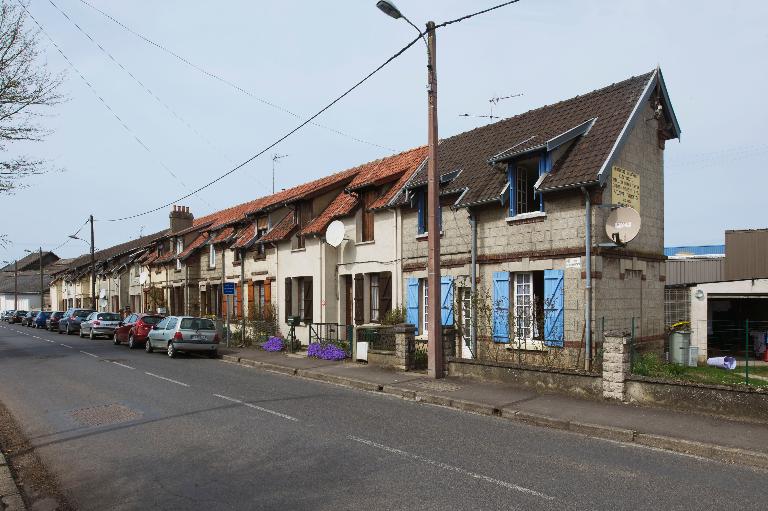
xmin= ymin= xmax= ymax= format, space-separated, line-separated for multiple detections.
xmin=98 ymin=313 xmax=120 ymax=321
xmin=126 ymin=314 xmax=136 ymax=323
xmin=155 ymin=318 xmax=169 ymax=329
xmin=141 ymin=315 xmax=162 ymax=325
xmin=75 ymin=310 xmax=91 ymax=318
xmin=180 ymin=318 xmax=216 ymax=331
xmin=166 ymin=317 xmax=178 ymax=330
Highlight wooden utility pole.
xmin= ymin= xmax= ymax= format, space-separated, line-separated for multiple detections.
xmin=39 ymin=248 xmax=44 ymax=310
xmin=13 ymin=259 xmax=18 ymax=310
xmin=425 ymin=21 xmax=443 ymax=379
xmin=90 ymin=214 xmax=96 ymax=310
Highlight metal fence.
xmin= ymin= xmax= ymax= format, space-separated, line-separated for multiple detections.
xmin=357 ymin=327 xmax=396 ymax=352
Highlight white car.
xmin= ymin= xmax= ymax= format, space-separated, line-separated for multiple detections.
xmin=80 ymin=312 xmax=122 ymax=340
xmin=145 ymin=316 xmax=220 ymax=358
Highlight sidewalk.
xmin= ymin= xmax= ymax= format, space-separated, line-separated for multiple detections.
xmin=0 ymin=451 xmax=24 ymax=511
xmin=220 ymin=348 xmax=768 ymax=470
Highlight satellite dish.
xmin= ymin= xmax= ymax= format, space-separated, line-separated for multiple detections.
xmin=605 ymin=206 xmax=641 ymax=244
xmin=325 ymin=220 xmax=346 ymax=248
xmin=99 ymin=288 xmax=107 ymax=299
xmin=139 ymin=271 xmax=149 ymax=285
xmin=99 ymin=298 xmax=108 ymax=308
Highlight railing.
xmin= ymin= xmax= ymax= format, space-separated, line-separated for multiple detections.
xmin=358 ymin=326 xmax=396 ymax=352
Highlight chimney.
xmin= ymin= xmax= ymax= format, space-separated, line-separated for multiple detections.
xmin=169 ymin=205 xmax=194 ymax=233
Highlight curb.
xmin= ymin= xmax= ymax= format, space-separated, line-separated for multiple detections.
xmin=0 ymin=452 xmax=25 ymax=511
xmin=220 ymin=354 xmax=768 ymax=471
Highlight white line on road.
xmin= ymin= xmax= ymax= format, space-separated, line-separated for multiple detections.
xmin=347 ymin=435 xmax=554 ymax=500
xmin=112 ymin=361 xmax=135 ymax=370
xmin=145 ymin=372 xmax=189 ymax=387
xmin=80 ymin=351 xmax=99 ymax=358
xmin=212 ymin=394 xmax=298 ymax=422
xmin=60 ymin=344 xmax=72 ymax=348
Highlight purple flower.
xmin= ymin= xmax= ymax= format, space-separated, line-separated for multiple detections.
xmin=261 ymin=336 xmax=285 ymax=352
xmin=307 ymin=342 xmax=347 ymax=361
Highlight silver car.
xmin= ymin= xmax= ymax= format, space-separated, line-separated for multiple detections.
xmin=145 ymin=316 xmax=219 ymax=358
xmin=80 ymin=312 xmax=122 ymax=340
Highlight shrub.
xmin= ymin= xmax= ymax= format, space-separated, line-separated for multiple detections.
xmin=261 ymin=336 xmax=285 ymax=352
xmin=307 ymin=342 xmax=347 ymax=361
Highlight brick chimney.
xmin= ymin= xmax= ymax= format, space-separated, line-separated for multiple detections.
xmin=169 ymin=205 xmax=194 ymax=233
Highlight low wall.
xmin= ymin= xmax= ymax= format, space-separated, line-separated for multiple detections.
xmin=367 ymin=350 xmax=400 ymax=369
xmin=626 ymin=376 xmax=768 ymax=422
xmin=447 ymin=357 xmax=602 ymax=399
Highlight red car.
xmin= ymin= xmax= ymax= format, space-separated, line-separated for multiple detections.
xmin=113 ymin=313 xmax=164 ymax=349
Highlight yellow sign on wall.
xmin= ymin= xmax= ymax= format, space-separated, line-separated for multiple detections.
xmin=611 ymin=166 xmax=640 ymax=212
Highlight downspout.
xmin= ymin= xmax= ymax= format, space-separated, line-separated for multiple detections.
xmin=185 ymin=264 xmax=189 ymax=316
xmin=319 ymin=237 xmax=323 ymax=324
xmin=469 ymin=209 xmax=478 ymax=359
xmin=393 ymin=209 xmax=399 ymax=309
xmin=581 ymin=186 xmax=592 ymax=371
xmin=240 ymin=248 xmax=246 ymax=339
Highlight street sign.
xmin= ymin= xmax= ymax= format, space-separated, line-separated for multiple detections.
xmin=223 ymin=282 xmax=235 ymax=295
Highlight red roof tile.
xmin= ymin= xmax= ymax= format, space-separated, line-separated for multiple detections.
xmin=258 ymin=213 xmax=296 ymax=244
xmin=231 ymin=223 xmax=256 ymax=249
xmin=302 ymin=193 xmax=358 ymax=236
xmin=178 ymin=233 xmax=208 ymax=261
xmin=210 ymin=227 xmax=235 ymax=245
xmin=346 ymin=146 xmax=427 ymax=191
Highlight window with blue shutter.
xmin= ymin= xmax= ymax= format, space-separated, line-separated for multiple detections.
xmin=543 ymin=269 xmax=564 ymax=347
xmin=537 ymin=152 xmax=551 ymax=212
xmin=507 ymin=153 xmax=549 ymax=217
xmin=417 ymin=189 xmax=442 ymax=235
xmin=406 ymin=278 xmax=420 ymax=334
xmin=492 ymin=272 xmax=510 ymax=343
xmin=440 ymin=276 xmax=454 ymax=326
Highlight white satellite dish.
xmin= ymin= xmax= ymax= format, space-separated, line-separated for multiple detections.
xmin=99 ymin=288 xmax=107 ymax=299
xmin=325 ymin=220 xmax=346 ymax=248
xmin=605 ymin=206 xmax=641 ymax=244
xmin=99 ymin=298 xmax=108 ymax=308
xmin=139 ymin=271 xmax=149 ymax=285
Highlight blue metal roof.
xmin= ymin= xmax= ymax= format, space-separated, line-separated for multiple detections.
xmin=664 ymin=245 xmax=725 ymax=257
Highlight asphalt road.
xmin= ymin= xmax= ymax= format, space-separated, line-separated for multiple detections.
xmin=0 ymin=323 xmax=765 ymax=511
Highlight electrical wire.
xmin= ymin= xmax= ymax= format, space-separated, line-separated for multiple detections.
xmin=77 ymin=0 xmax=396 ymax=154
xmin=17 ymin=2 xmax=213 ymax=209
xmin=99 ymin=33 xmax=424 ymax=222
xmin=435 ymin=0 xmax=522 ymax=28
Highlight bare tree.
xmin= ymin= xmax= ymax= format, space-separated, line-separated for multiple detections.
xmin=0 ymin=1 xmax=63 ymax=196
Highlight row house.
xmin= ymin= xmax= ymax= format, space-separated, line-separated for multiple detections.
xmin=391 ymin=68 xmax=679 ymax=363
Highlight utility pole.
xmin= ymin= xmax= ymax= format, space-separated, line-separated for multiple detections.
xmin=39 ymin=248 xmax=44 ymax=310
xmin=14 ymin=259 xmax=18 ymax=310
xmin=90 ymin=214 xmax=96 ymax=310
xmin=425 ymin=21 xmax=443 ymax=379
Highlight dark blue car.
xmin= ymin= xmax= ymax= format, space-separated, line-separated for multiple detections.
xmin=34 ymin=311 xmax=52 ymax=329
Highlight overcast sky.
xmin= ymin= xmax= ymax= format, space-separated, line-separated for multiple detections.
xmin=2 ymin=0 xmax=766 ymax=263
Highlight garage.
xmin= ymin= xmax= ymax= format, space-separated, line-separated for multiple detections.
xmin=706 ymin=295 xmax=768 ymax=357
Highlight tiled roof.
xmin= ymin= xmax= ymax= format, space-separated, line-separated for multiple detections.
xmin=209 ymin=227 xmax=236 ymax=245
xmin=346 ymin=146 xmax=427 ymax=191
xmin=302 ymin=193 xmax=358 ymax=236
xmin=0 ymin=251 xmax=58 ymax=272
xmin=0 ymin=270 xmax=55 ymax=294
xmin=231 ymin=223 xmax=256 ymax=249
xmin=258 ymin=213 xmax=296 ymax=244
xmin=55 ymin=229 xmax=168 ymax=276
xmin=179 ymin=233 xmax=209 ymax=261
xmin=395 ymin=70 xmax=677 ymax=207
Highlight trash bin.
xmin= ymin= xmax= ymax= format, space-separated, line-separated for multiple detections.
xmin=669 ymin=331 xmax=691 ymax=365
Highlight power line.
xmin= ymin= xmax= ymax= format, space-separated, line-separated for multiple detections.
xmin=435 ymin=0 xmax=522 ymax=28
xmin=18 ymin=1 xmax=212 ymax=209
xmin=77 ymin=0 xmax=396 ymax=154
xmin=99 ymin=33 xmax=424 ymax=222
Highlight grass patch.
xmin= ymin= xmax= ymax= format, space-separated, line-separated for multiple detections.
xmin=632 ymin=353 xmax=768 ymax=387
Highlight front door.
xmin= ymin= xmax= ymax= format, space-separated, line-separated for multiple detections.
xmin=344 ymin=275 xmax=353 ymax=326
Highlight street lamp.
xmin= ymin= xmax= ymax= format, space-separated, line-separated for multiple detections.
xmin=24 ymin=248 xmax=44 ymax=311
xmin=377 ymin=1 xmax=443 ymax=378
xmin=2 ymin=259 xmax=18 ymax=310
xmin=70 ymin=214 xmax=96 ymax=310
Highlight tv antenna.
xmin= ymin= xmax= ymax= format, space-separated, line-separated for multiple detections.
xmin=460 ymin=92 xmax=523 ymax=121
xmin=272 ymin=154 xmax=288 ymax=193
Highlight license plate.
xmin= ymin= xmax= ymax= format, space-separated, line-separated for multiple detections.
xmin=190 ymin=335 xmax=203 ymax=341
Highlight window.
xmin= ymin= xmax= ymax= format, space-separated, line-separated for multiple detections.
xmin=156 ymin=317 xmax=169 ymax=330
xmin=255 ymin=217 xmax=268 ymax=258
xmin=665 ymin=287 xmax=690 ymax=326
xmin=176 ymin=239 xmax=183 ymax=270
xmin=233 ymin=249 xmax=241 ymax=263
xmin=459 ymin=287 xmax=472 ymax=344
xmin=492 ymin=271 xmax=546 ymax=346
xmin=297 ymin=277 xmax=313 ymax=322
xmin=507 ymin=153 xmax=550 ymax=217
xmin=422 ymin=278 xmax=429 ymax=334
xmin=417 ymin=189 xmax=442 ymax=235
xmin=166 ymin=317 xmax=177 ymax=330
xmin=361 ymin=189 xmax=376 ymax=242
xmin=514 ymin=273 xmax=533 ymax=342
xmin=293 ymin=202 xmax=313 ymax=249
xmin=369 ymin=274 xmax=379 ymax=322
xmin=209 ymin=244 xmax=216 ymax=268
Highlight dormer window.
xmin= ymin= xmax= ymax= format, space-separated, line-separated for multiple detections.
xmin=417 ymin=188 xmax=442 ymax=235
xmin=507 ymin=153 xmax=550 ymax=217
xmin=293 ymin=202 xmax=312 ymax=250
xmin=256 ymin=217 xmax=268 ymax=258
xmin=209 ymin=243 xmax=216 ymax=268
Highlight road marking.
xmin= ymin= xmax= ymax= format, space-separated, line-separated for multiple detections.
xmin=347 ymin=435 xmax=554 ymax=500
xmin=112 ymin=361 xmax=135 ymax=370
xmin=80 ymin=351 xmax=99 ymax=358
xmin=145 ymin=372 xmax=189 ymax=387
xmin=212 ymin=394 xmax=298 ymax=422
xmin=60 ymin=344 xmax=73 ymax=348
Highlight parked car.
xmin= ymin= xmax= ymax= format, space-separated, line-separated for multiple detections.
xmin=79 ymin=312 xmax=121 ymax=340
xmin=33 ymin=311 xmax=52 ymax=328
xmin=9 ymin=310 xmax=27 ymax=324
xmin=46 ymin=311 xmax=65 ymax=331
xmin=21 ymin=311 xmax=40 ymax=327
xmin=114 ymin=313 xmax=164 ymax=349
xmin=145 ymin=316 xmax=219 ymax=358
xmin=58 ymin=308 xmax=94 ymax=335
xmin=1 ymin=310 xmax=14 ymax=322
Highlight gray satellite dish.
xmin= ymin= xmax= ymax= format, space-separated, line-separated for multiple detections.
xmin=605 ymin=206 xmax=641 ymax=244
xmin=139 ymin=271 xmax=149 ymax=285
xmin=325 ymin=220 xmax=346 ymax=248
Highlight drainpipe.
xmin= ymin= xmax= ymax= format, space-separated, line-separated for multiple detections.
xmin=581 ymin=186 xmax=592 ymax=371
xmin=470 ymin=209 xmax=478 ymax=359
xmin=240 ymin=248 xmax=246 ymax=340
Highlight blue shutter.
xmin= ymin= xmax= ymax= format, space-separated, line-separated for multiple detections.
xmin=538 ymin=152 xmax=551 ymax=213
xmin=543 ymin=269 xmax=565 ymax=347
xmin=406 ymin=278 xmax=420 ymax=335
xmin=417 ymin=191 xmax=426 ymax=234
xmin=440 ymin=276 xmax=454 ymax=326
xmin=507 ymin=165 xmax=515 ymax=217
xmin=492 ymin=272 xmax=510 ymax=343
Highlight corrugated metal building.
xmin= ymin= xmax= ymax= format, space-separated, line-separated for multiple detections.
xmin=666 ymin=258 xmax=724 ymax=286
xmin=724 ymin=229 xmax=768 ymax=280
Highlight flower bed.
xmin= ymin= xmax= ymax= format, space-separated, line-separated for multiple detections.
xmin=261 ymin=336 xmax=285 ymax=352
xmin=307 ymin=342 xmax=347 ymax=361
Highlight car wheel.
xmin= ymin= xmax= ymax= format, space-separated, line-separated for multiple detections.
xmin=145 ymin=339 xmax=153 ymax=353
xmin=128 ymin=335 xmax=135 ymax=350
xmin=89 ymin=329 xmax=95 ymax=341
xmin=208 ymin=350 xmax=218 ymax=359
xmin=167 ymin=342 xmax=176 ymax=358
xmin=79 ymin=329 xmax=84 ymax=338
xmin=67 ymin=326 xmax=72 ymax=335
xmin=113 ymin=334 xmax=120 ymax=345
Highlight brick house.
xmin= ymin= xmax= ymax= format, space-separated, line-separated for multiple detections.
xmin=392 ymin=69 xmax=680 ymax=365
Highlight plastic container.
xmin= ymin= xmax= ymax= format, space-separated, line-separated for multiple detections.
xmin=669 ymin=331 xmax=691 ymax=365
xmin=706 ymin=356 xmax=736 ymax=370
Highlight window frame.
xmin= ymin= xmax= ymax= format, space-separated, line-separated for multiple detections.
xmin=369 ymin=273 xmax=380 ymax=322
xmin=209 ymin=244 xmax=216 ymax=268
xmin=507 ymin=152 xmax=550 ymax=217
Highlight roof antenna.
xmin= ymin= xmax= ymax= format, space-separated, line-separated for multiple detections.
xmin=272 ymin=154 xmax=288 ymax=194
xmin=460 ymin=92 xmax=523 ymax=120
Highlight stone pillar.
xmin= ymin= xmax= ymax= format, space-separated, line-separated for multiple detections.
xmin=394 ymin=324 xmax=416 ymax=371
xmin=441 ymin=326 xmax=456 ymax=377
xmin=603 ymin=332 xmax=631 ymax=401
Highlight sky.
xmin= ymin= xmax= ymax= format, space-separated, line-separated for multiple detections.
xmin=1 ymin=0 xmax=766 ymax=263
